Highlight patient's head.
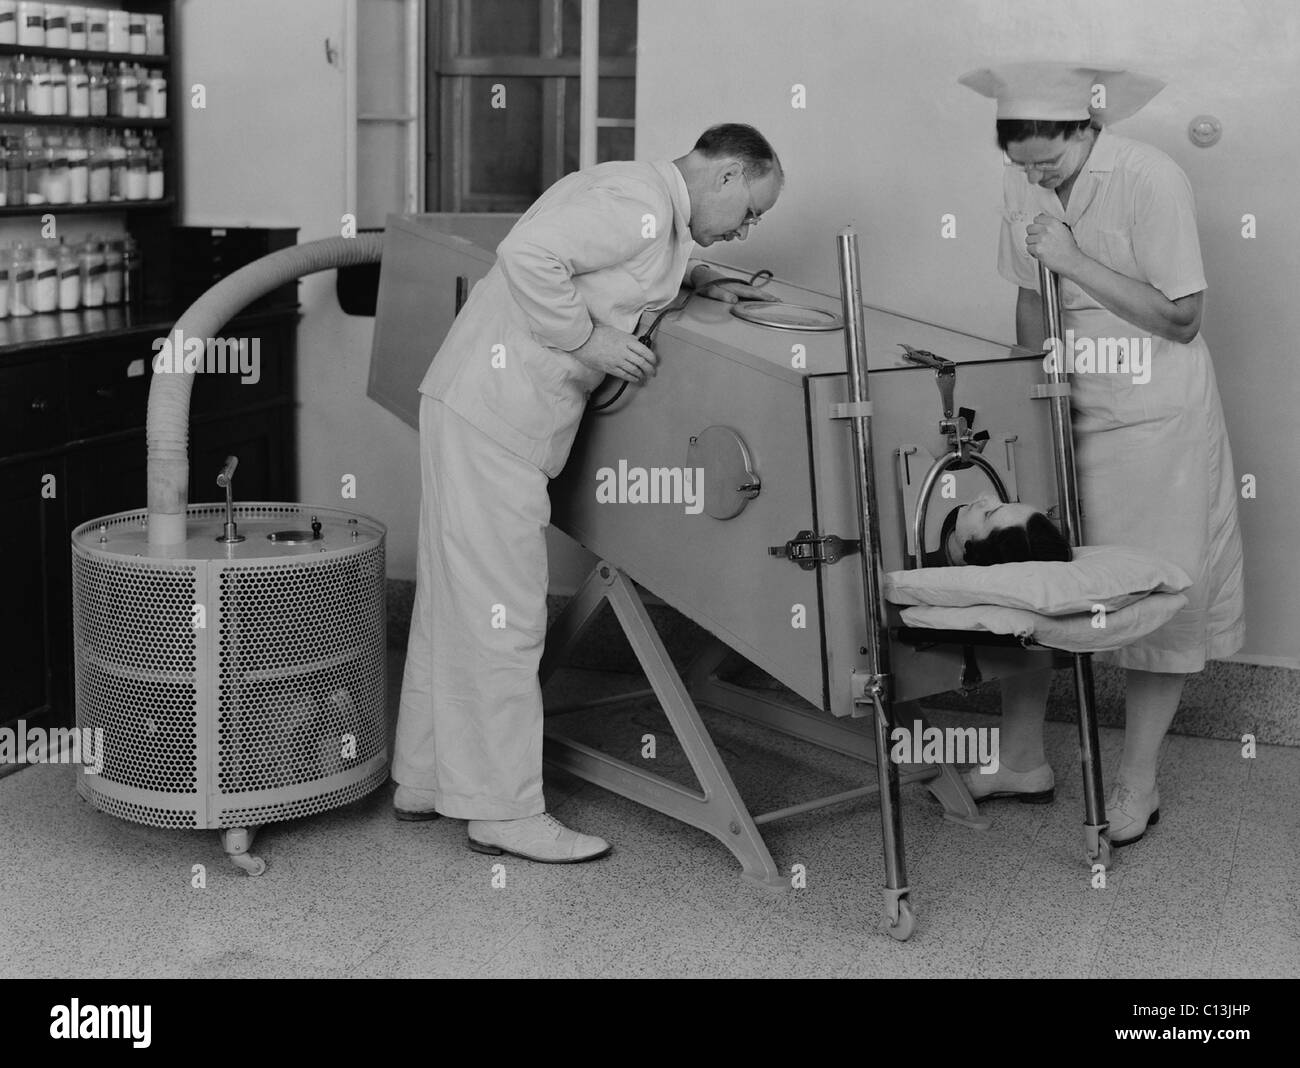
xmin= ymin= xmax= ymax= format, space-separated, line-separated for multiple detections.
xmin=942 ymin=492 xmax=1072 ymax=565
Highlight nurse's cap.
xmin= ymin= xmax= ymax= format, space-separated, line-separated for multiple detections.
xmin=959 ymin=62 xmax=1165 ymax=124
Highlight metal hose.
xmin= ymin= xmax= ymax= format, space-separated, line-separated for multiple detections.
xmin=146 ymin=233 xmax=384 ymax=547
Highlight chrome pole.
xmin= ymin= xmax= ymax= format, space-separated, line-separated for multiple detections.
xmin=837 ymin=228 xmax=912 ymax=937
xmin=1038 ymin=262 xmax=1110 ymax=868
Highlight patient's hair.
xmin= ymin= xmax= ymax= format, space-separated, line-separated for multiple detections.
xmin=963 ymin=510 xmax=1073 ymax=565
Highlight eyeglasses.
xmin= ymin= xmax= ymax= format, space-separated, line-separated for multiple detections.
xmin=1003 ymin=150 xmax=1067 ymax=173
xmin=739 ymin=174 xmax=764 ymax=227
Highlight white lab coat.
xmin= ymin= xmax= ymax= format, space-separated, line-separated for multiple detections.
xmin=393 ymin=160 xmax=698 ymax=818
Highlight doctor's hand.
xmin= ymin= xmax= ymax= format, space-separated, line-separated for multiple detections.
xmin=1025 ymin=214 xmax=1084 ymax=275
xmin=691 ymin=266 xmax=780 ymax=304
xmin=572 ymin=324 xmax=659 ymax=383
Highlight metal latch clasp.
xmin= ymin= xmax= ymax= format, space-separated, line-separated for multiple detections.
xmin=768 ymin=530 xmax=860 ymax=569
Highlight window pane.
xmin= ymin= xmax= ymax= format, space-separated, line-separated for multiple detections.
xmin=560 ymin=0 xmax=638 ymax=57
xmin=466 ymin=77 xmax=543 ymax=198
xmin=599 ymin=76 xmax=634 ymax=120
xmin=357 ymin=0 xmax=408 ymax=114
xmin=597 ymin=126 xmax=634 ymax=163
xmin=457 ymin=0 xmax=541 ymax=57
xmin=358 ymin=123 xmax=408 ymax=227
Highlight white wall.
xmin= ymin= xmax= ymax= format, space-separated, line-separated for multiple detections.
xmin=636 ymin=0 xmax=1300 ymax=666
xmin=178 ymin=0 xmax=421 ymax=580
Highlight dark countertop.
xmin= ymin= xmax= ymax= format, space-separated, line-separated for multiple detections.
xmin=0 ymin=301 xmax=301 ymax=364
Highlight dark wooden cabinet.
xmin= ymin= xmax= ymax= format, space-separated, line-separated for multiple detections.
xmin=0 ymin=306 xmax=299 ymax=743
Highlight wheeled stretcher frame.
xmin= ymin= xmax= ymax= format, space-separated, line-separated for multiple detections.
xmin=541 ymin=232 xmax=1112 ymax=940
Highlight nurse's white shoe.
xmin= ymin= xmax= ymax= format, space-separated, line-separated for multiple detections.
xmin=1106 ymin=781 xmax=1160 ymax=846
xmin=959 ymin=761 xmax=1055 ymax=804
xmin=467 ymin=812 xmax=611 ymax=863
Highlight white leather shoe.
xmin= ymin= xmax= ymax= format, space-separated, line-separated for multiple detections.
xmin=467 ymin=813 xmax=611 ymax=863
xmin=1106 ymin=781 xmax=1160 ymax=846
xmin=393 ymin=785 xmax=441 ymax=822
xmin=961 ymin=761 xmax=1055 ymax=804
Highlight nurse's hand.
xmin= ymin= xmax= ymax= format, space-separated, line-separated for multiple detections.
xmin=572 ymin=324 xmax=659 ymax=383
xmin=1026 ymin=214 xmax=1084 ymax=275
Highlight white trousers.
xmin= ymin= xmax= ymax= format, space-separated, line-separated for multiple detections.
xmin=392 ymin=396 xmax=550 ymax=819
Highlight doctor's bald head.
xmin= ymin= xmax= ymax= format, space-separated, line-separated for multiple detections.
xmin=676 ymin=123 xmax=784 ymax=247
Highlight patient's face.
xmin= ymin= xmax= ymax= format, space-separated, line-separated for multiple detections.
xmin=955 ymin=492 xmax=1038 ymax=546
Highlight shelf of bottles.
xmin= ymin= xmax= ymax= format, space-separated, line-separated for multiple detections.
xmin=0 ymin=3 xmax=170 ymax=316
xmin=0 ymin=4 xmax=169 ymax=213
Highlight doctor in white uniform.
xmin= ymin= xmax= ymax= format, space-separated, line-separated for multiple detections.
xmin=393 ymin=124 xmax=784 ymax=862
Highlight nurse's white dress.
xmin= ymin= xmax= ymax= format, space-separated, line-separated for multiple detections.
xmin=999 ymin=129 xmax=1245 ymax=673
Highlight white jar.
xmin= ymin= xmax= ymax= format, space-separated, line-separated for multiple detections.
xmin=17 ymin=1 xmax=44 ymax=46
xmin=65 ymin=3 xmax=83 ymax=48
xmin=68 ymin=57 xmax=88 ymax=115
xmin=144 ymin=11 xmax=162 ymax=54
xmin=43 ymin=2 xmax=65 ymax=47
xmin=85 ymin=4 xmax=105 ymax=49
xmin=127 ymin=10 xmax=144 ymax=53
xmin=0 ymin=1 xmax=18 ymax=45
xmin=148 ymin=70 xmax=166 ymax=117
xmin=106 ymin=8 xmax=128 ymax=52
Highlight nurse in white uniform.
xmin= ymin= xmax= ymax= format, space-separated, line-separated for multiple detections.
xmin=959 ymin=64 xmax=1245 ymax=843
xmin=392 ymin=124 xmax=784 ymax=862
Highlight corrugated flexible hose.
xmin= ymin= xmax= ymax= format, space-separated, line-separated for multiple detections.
xmin=146 ymin=233 xmax=384 ymax=547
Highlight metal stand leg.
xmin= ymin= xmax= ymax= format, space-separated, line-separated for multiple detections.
xmin=542 ymin=562 xmax=786 ymax=890
xmin=870 ymin=694 xmax=914 ymax=939
xmin=1072 ymin=653 xmax=1113 ymax=869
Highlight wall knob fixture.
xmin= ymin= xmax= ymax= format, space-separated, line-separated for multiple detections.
xmin=1188 ymin=114 xmax=1222 ymax=148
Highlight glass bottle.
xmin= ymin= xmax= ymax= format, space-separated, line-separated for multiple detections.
xmin=124 ymin=129 xmax=146 ymax=200
xmin=10 ymin=242 xmax=33 ymax=317
xmin=31 ymin=242 xmax=58 ymax=313
xmin=57 ymin=240 xmax=80 ymax=311
xmin=122 ymin=234 xmax=141 ymax=305
xmin=0 ymin=58 xmax=13 ymax=116
xmin=0 ymin=244 xmax=10 ymax=320
xmin=87 ymin=129 xmax=109 ymax=202
xmin=119 ymin=62 xmax=139 ymax=119
xmin=147 ymin=67 xmax=166 ymax=118
xmin=66 ymin=129 xmax=87 ymax=204
xmin=28 ymin=57 xmax=50 ymax=116
xmin=78 ymin=237 xmax=104 ymax=307
xmin=103 ymin=239 xmax=123 ymax=304
xmin=44 ymin=131 xmax=68 ymax=205
xmin=106 ymin=131 xmax=126 ymax=201
xmin=11 ymin=52 xmax=29 ymax=115
xmin=134 ymin=64 xmax=149 ymax=117
xmin=88 ymin=62 xmax=107 ymax=118
xmin=24 ymin=127 xmax=47 ymax=204
xmin=144 ymin=132 xmax=163 ymax=199
xmin=68 ymin=58 xmax=88 ymax=117
xmin=49 ymin=58 xmax=67 ymax=117
xmin=4 ymin=135 xmax=24 ymax=206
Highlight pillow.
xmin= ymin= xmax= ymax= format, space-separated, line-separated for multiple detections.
xmin=897 ymin=593 xmax=1188 ymax=654
xmin=884 ymin=544 xmax=1191 ymax=617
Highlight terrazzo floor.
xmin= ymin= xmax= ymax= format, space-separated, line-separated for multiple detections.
xmin=1 ymin=651 xmax=1296 ymax=979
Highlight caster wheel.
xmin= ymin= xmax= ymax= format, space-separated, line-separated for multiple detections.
xmin=230 ymin=853 xmax=267 ymax=876
xmin=883 ymin=899 xmax=916 ymax=941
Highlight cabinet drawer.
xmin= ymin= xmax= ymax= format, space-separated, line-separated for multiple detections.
xmin=65 ymin=343 xmax=156 ymax=438
xmin=0 ymin=360 xmax=68 ymax=456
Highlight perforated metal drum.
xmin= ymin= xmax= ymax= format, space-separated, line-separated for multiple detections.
xmin=71 ymin=502 xmax=388 ymax=831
